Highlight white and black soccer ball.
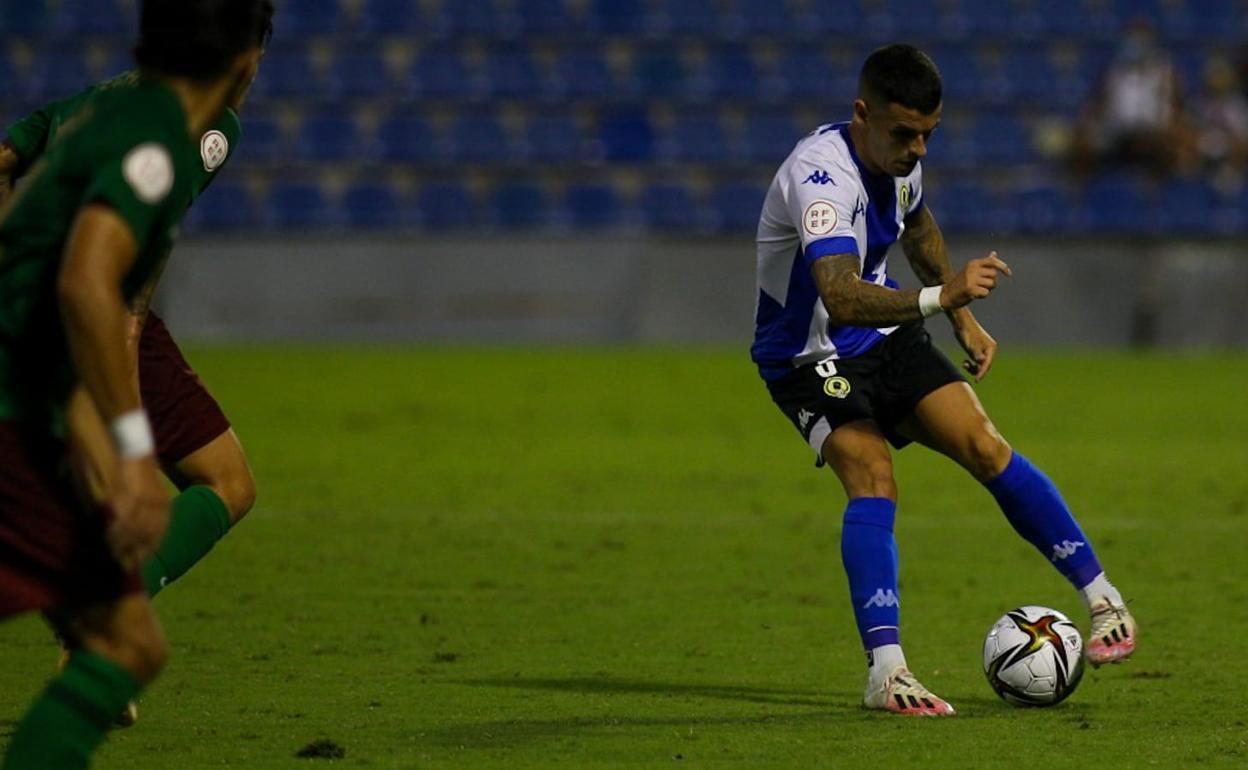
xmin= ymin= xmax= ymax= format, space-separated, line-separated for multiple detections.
xmin=983 ymin=605 xmax=1084 ymax=707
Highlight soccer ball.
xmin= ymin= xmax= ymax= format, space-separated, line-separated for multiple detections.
xmin=983 ymin=605 xmax=1084 ymax=707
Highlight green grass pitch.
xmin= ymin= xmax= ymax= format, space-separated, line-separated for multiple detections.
xmin=1 ymin=346 xmax=1246 ymax=768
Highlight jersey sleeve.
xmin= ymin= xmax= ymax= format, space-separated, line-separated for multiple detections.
xmin=782 ymin=154 xmax=863 ymax=267
xmin=4 ymin=85 xmax=100 ymax=172
xmin=81 ymin=141 xmax=178 ymax=248
xmin=904 ymin=162 xmax=924 ymax=216
xmin=192 ymin=108 xmax=241 ymax=197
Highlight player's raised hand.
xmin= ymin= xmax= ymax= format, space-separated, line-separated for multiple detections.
xmin=940 ymin=252 xmax=1011 ymax=310
xmin=107 ymin=456 xmax=171 ymax=568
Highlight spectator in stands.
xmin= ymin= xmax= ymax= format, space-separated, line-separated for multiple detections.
xmin=1190 ymin=57 xmax=1248 ymax=192
xmin=1070 ymin=19 xmax=1192 ymax=178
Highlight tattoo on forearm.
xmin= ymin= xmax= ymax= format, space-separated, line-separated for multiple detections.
xmin=812 ymin=253 xmax=924 ymax=326
xmin=901 ymin=207 xmax=953 ymax=287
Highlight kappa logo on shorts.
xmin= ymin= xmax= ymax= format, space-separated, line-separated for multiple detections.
xmin=823 ymin=376 xmax=851 ymax=399
xmin=797 ymin=408 xmax=815 ymax=431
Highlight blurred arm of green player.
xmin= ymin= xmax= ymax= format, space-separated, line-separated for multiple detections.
xmin=60 ymin=204 xmax=171 ymax=567
xmin=0 ymin=139 xmax=20 ymax=208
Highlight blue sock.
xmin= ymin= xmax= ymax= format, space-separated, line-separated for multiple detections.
xmin=840 ymin=497 xmax=900 ymax=650
xmin=986 ymin=452 xmax=1102 ymax=589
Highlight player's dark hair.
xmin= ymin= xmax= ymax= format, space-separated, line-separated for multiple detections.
xmin=135 ymin=0 xmax=274 ymax=80
xmin=858 ymin=44 xmax=942 ymax=114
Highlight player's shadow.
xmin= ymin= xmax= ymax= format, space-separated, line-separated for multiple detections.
xmin=434 ymin=676 xmax=862 ymax=749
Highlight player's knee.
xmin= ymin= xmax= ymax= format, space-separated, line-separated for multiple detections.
xmin=82 ymin=611 xmax=168 ymax=684
xmin=212 ymin=466 xmax=256 ymax=524
xmin=848 ymin=457 xmax=898 ymax=499
xmin=964 ymin=427 xmax=1012 ymax=482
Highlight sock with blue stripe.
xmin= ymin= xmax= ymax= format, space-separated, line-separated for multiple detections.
xmin=985 ymin=452 xmax=1103 ymax=590
xmin=841 ymin=497 xmax=902 ymax=658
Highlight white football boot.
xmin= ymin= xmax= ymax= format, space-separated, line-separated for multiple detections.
xmin=1085 ymin=597 xmax=1136 ymax=667
xmin=863 ymin=667 xmax=956 ymax=716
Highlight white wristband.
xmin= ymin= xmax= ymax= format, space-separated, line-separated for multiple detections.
xmin=109 ymin=409 xmax=155 ymax=459
xmin=918 ymin=285 xmax=944 ymax=318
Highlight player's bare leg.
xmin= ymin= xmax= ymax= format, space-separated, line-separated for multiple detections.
xmin=167 ymin=428 xmax=257 ymax=525
xmin=822 ymin=421 xmax=955 ymax=716
xmin=900 ymin=383 xmax=1136 ymax=666
xmin=5 ymin=595 xmax=165 ymax=768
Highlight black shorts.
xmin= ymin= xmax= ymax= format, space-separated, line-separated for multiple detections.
xmin=765 ymin=322 xmax=965 ymax=460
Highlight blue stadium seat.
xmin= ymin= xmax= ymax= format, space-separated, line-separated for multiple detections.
xmin=276 ymin=0 xmax=342 ymax=37
xmin=639 ymin=183 xmax=699 ymax=231
xmin=186 ymin=182 xmax=259 ymax=231
xmin=52 ymin=0 xmax=131 ymax=37
xmin=1012 ymin=183 xmax=1068 ymax=234
xmin=731 ymin=0 xmax=793 ymax=37
xmin=630 ymin=48 xmax=691 ymax=100
xmin=553 ymin=49 xmax=613 ymax=100
xmin=0 ymin=0 xmax=47 ymax=35
xmin=931 ymin=180 xmax=992 ymax=232
xmin=342 ymin=183 xmax=406 ymax=229
xmin=885 ymin=0 xmax=943 ymax=42
xmin=664 ymin=0 xmax=721 ymax=38
xmin=492 ymin=182 xmax=549 ymax=228
xmin=587 ymin=0 xmax=649 ymax=36
xmin=970 ymin=114 xmax=1033 ymax=165
xmin=296 ymin=116 xmax=362 ymax=163
xmin=0 ymin=53 xmax=19 ymax=100
xmin=357 ymin=0 xmax=425 ymax=36
xmin=775 ymin=51 xmax=855 ymax=104
xmin=514 ymin=0 xmax=576 ymax=36
xmin=564 ymin=184 xmax=621 ymax=228
xmin=1159 ymin=179 xmax=1217 ymax=234
xmin=483 ymin=48 xmax=542 ymax=101
xmin=524 ymin=114 xmax=582 ymax=165
xmin=268 ymin=182 xmax=334 ymax=230
xmin=27 ymin=48 xmax=90 ymax=100
xmin=443 ymin=0 xmax=512 ymax=37
xmin=376 ymin=115 xmax=441 ymax=164
xmin=328 ymin=49 xmax=393 ymax=100
xmin=250 ymin=47 xmax=320 ymax=101
xmin=665 ymin=113 xmax=732 ymax=164
xmin=1002 ymin=50 xmax=1057 ymax=104
xmin=597 ymin=108 xmax=656 ymax=162
xmin=418 ymin=182 xmax=477 ymax=229
xmin=740 ymin=113 xmax=799 ymax=164
xmin=1081 ymin=174 xmax=1153 ymax=233
xmin=234 ymin=116 xmax=282 ymax=166
xmin=449 ymin=115 xmax=514 ymax=165
xmin=705 ymin=46 xmax=758 ymax=100
xmin=709 ymin=182 xmax=764 ymax=232
xmin=408 ymin=46 xmax=470 ymax=100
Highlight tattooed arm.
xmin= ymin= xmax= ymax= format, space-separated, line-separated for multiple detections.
xmin=812 ymin=252 xmax=930 ymax=327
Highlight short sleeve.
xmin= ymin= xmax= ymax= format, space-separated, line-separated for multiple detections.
xmin=4 ymin=107 xmax=54 ymax=168
xmin=82 ymin=142 xmax=177 ymax=247
xmin=782 ymin=154 xmax=862 ymax=267
xmin=904 ymin=162 xmax=924 ymax=216
xmin=193 ymin=108 xmax=241 ymax=197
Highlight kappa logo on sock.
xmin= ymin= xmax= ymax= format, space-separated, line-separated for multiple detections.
xmin=1050 ymin=539 xmax=1086 ymax=561
xmin=863 ymin=589 xmax=899 ymax=609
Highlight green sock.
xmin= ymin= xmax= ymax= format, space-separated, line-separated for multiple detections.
xmin=2 ymin=650 xmax=141 ymax=770
xmin=142 ymin=485 xmax=231 ymax=597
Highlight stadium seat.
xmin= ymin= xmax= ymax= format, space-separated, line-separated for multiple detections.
xmin=185 ymin=182 xmax=259 ymax=231
xmin=249 ymin=47 xmax=320 ymax=101
xmin=564 ymin=184 xmax=621 ymax=228
xmin=740 ymin=113 xmax=799 ymax=164
xmin=276 ymin=0 xmax=342 ymax=37
xmin=970 ymin=114 xmax=1033 ymax=165
xmin=664 ymin=113 xmax=732 ymax=164
xmin=268 ymin=182 xmax=335 ymax=229
xmin=639 ymin=183 xmax=700 ymax=231
xmin=26 ymin=48 xmax=90 ymax=100
xmin=418 ymin=181 xmax=477 ymax=229
xmin=514 ymin=0 xmax=576 ymax=36
xmin=630 ymin=48 xmax=691 ymax=101
xmin=524 ymin=114 xmax=583 ymax=165
xmin=552 ymin=48 xmax=614 ymax=100
xmin=483 ymin=48 xmax=543 ymax=101
xmin=663 ymin=0 xmax=722 ymax=38
xmin=731 ymin=0 xmax=794 ymax=37
xmin=930 ymin=180 xmax=992 ymax=232
xmin=708 ymin=182 xmax=765 ymax=232
xmin=51 ymin=0 xmax=130 ymax=38
xmin=1159 ymin=179 xmax=1217 ymax=234
xmin=356 ymin=0 xmax=425 ymax=36
xmin=704 ymin=46 xmax=758 ymax=100
xmin=296 ymin=116 xmax=363 ymax=163
xmin=587 ymin=0 xmax=650 ymax=37
xmin=0 ymin=0 xmax=47 ymax=36
xmin=491 ymin=182 xmax=550 ymax=228
xmin=1012 ymin=183 xmax=1068 ymax=234
xmin=449 ymin=115 xmax=514 ymax=165
xmin=342 ymin=183 xmax=407 ymax=229
xmin=328 ymin=49 xmax=393 ymax=100
xmin=443 ymin=0 xmax=514 ymax=38
xmin=376 ymin=115 xmax=442 ymax=164
xmin=408 ymin=46 xmax=471 ymax=100
xmin=597 ymin=108 xmax=656 ymax=163
xmin=1081 ymin=174 xmax=1154 ymax=233
xmin=233 ymin=116 xmax=283 ymax=166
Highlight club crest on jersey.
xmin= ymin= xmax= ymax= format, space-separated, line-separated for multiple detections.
xmin=898 ymin=182 xmax=911 ymax=212
xmin=803 ymin=200 xmax=837 ymax=235
xmin=200 ymin=130 xmax=229 ymax=172
xmin=802 ymin=170 xmax=836 ymax=186
xmin=823 ymin=376 xmax=851 ymax=399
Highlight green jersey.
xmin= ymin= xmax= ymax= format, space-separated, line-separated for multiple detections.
xmin=0 ymin=78 xmax=209 ymax=425
xmin=5 ymin=70 xmax=242 ymax=201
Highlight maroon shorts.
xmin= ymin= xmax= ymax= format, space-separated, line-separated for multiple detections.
xmin=140 ymin=312 xmax=231 ymax=466
xmin=0 ymin=422 xmax=141 ymax=619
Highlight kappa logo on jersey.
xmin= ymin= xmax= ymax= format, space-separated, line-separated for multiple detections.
xmin=1050 ymin=539 xmax=1086 ymax=562
xmin=200 ymin=129 xmax=229 ymax=172
xmin=850 ymin=197 xmax=866 ymax=226
xmin=797 ymin=408 xmax=815 ymax=431
xmin=803 ymin=200 xmax=837 ymax=235
xmin=823 ymin=376 xmax=851 ymax=399
xmin=122 ymin=143 xmax=174 ymax=204
xmin=863 ymin=589 xmax=899 ymax=609
xmin=802 ymin=170 xmax=836 ymax=186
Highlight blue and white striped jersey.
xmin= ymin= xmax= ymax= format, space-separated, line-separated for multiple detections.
xmin=751 ymin=122 xmax=924 ymax=382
